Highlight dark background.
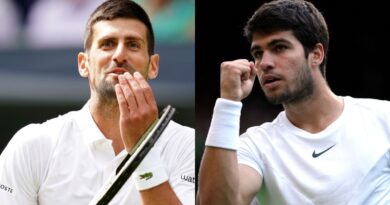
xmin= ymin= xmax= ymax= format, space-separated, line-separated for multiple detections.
xmin=195 ymin=0 xmax=390 ymax=188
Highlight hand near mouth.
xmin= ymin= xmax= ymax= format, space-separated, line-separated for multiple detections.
xmin=114 ymin=72 xmax=158 ymax=152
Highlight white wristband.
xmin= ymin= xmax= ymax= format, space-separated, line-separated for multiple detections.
xmin=205 ymin=98 xmax=242 ymax=150
xmin=133 ymin=147 xmax=168 ymax=191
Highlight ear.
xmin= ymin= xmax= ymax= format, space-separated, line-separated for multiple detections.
xmin=148 ymin=54 xmax=159 ymax=80
xmin=309 ymin=43 xmax=324 ymax=68
xmin=78 ymin=52 xmax=89 ymax=78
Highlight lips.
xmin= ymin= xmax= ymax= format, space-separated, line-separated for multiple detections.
xmin=108 ymin=67 xmax=128 ymax=75
xmin=262 ymin=74 xmax=280 ymax=85
xmin=261 ymin=74 xmax=282 ymax=89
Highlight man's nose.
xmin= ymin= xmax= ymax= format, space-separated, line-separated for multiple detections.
xmin=113 ymin=43 xmax=127 ymax=64
xmin=258 ymin=51 xmax=275 ymax=71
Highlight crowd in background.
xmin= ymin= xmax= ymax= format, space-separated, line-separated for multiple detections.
xmin=0 ymin=0 xmax=195 ymax=49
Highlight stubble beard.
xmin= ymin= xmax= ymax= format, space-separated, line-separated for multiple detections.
xmin=265 ymin=63 xmax=314 ymax=105
xmin=96 ymin=79 xmax=117 ymax=105
xmin=92 ymin=57 xmax=151 ymax=108
xmin=96 ymin=65 xmax=150 ymax=106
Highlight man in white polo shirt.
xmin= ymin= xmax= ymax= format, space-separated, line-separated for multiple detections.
xmin=0 ymin=0 xmax=194 ymax=204
xmin=198 ymin=0 xmax=390 ymax=204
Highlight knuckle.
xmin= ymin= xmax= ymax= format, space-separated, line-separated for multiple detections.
xmin=237 ymin=59 xmax=249 ymax=63
xmin=138 ymin=109 xmax=147 ymax=117
xmin=221 ymin=61 xmax=243 ymax=73
xmin=120 ymin=114 xmax=130 ymax=123
xmin=151 ymin=106 xmax=158 ymax=114
xmin=145 ymin=87 xmax=153 ymax=95
xmin=220 ymin=61 xmax=231 ymax=70
xmin=141 ymin=86 xmax=148 ymax=93
xmin=132 ymin=86 xmax=142 ymax=94
xmin=129 ymin=114 xmax=141 ymax=123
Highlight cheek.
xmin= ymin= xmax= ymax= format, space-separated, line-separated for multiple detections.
xmin=95 ymin=54 xmax=111 ymax=69
xmin=91 ymin=62 xmax=110 ymax=82
xmin=276 ymin=59 xmax=299 ymax=83
xmin=88 ymin=56 xmax=109 ymax=80
xmin=130 ymin=54 xmax=150 ymax=72
xmin=284 ymin=56 xmax=304 ymax=72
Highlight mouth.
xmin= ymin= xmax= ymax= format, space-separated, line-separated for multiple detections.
xmin=108 ymin=68 xmax=128 ymax=75
xmin=261 ymin=74 xmax=282 ymax=88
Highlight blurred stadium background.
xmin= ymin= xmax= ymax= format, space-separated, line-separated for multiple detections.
xmin=0 ymin=0 xmax=194 ymax=152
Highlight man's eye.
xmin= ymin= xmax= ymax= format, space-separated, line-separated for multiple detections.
xmin=127 ymin=41 xmax=141 ymax=49
xmin=274 ymin=45 xmax=287 ymax=52
xmin=102 ymin=40 xmax=114 ymax=48
xmin=252 ymin=50 xmax=263 ymax=59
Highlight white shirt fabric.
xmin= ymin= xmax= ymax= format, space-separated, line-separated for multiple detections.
xmin=0 ymin=103 xmax=195 ymax=205
xmin=236 ymin=96 xmax=390 ymax=204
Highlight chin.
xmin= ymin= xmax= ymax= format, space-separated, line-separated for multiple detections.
xmin=265 ymin=92 xmax=285 ymax=105
xmin=106 ymin=74 xmax=119 ymax=82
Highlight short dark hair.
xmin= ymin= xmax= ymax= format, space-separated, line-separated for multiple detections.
xmin=84 ymin=0 xmax=155 ymax=55
xmin=244 ymin=0 xmax=329 ymax=77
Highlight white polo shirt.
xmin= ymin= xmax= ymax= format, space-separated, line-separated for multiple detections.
xmin=0 ymin=103 xmax=195 ymax=205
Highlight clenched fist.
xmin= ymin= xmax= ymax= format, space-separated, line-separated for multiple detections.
xmin=220 ymin=59 xmax=257 ymax=101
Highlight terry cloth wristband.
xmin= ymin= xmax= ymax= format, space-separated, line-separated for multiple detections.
xmin=133 ymin=147 xmax=168 ymax=191
xmin=205 ymin=98 xmax=242 ymax=150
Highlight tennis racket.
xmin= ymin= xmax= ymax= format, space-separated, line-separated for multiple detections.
xmin=89 ymin=105 xmax=175 ymax=205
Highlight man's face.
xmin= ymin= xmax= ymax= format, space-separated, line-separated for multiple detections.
xmin=250 ymin=30 xmax=314 ymax=105
xmin=78 ymin=18 xmax=159 ymax=100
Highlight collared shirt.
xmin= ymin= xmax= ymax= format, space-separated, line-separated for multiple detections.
xmin=0 ymin=103 xmax=195 ymax=204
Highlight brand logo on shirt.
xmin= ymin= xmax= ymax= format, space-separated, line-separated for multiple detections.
xmin=312 ymin=144 xmax=336 ymax=158
xmin=0 ymin=183 xmax=15 ymax=196
xmin=139 ymin=172 xmax=153 ymax=180
xmin=181 ymin=175 xmax=195 ymax=183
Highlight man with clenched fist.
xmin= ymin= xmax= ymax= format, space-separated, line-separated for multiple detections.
xmin=198 ymin=0 xmax=390 ymax=204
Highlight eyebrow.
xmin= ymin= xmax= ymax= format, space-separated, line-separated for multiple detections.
xmin=250 ymin=38 xmax=292 ymax=53
xmin=97 ymin=35 xmax=145 ymax=44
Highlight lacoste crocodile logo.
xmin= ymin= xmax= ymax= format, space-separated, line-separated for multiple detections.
xmin=139 ymin=172 xmax=153 ymax=180
xmin=312 ymin=144 xmax=336 ymax=158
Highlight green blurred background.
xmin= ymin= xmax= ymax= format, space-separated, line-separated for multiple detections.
xmin=0 ymin=0 xmax=194 ymax=152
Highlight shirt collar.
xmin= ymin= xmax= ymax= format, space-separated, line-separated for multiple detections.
xmin=75 ymin=101 xmax=108 ymax=145
xmin=75 ymin=101 xmax=129 ymax=158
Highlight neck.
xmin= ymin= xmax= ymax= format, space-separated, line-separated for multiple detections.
xmin=89 ymin=95 xmax=124 ymax=154
xmin=283 ymin=79 xmax=344 ymax=134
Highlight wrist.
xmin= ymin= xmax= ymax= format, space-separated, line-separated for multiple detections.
xmin=205 ymin=98 xmax=242 ymax=150
xmin=220 ymin=91 xmax=242 ymax=102
xmin=133 ymin=147 xmax=168 ymax=191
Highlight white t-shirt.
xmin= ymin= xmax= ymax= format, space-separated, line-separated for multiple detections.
xmin=0 ymin=103 xmax=195 ymax=205
xmin=237 ymin=96 xmax=390 ymax=205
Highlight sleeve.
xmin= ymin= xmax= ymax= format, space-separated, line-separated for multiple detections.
xmin=237 ymin=131 xmax=265 ymax=178
xmin=0 ymin=124 xmax=51 ymax=205
xmin=160 ymin=123 xmax=195 ymax=205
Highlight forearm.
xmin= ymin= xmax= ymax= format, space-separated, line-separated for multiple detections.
xmin=198 ymin=98 xmax=243 ymax=204
xmin=198 ymin=147 xmax=241 ymax=205
xmin=139 ymin=181 xmax=182 ymax=205
xmin=198 ymin=59 xmax=258 ymax=204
